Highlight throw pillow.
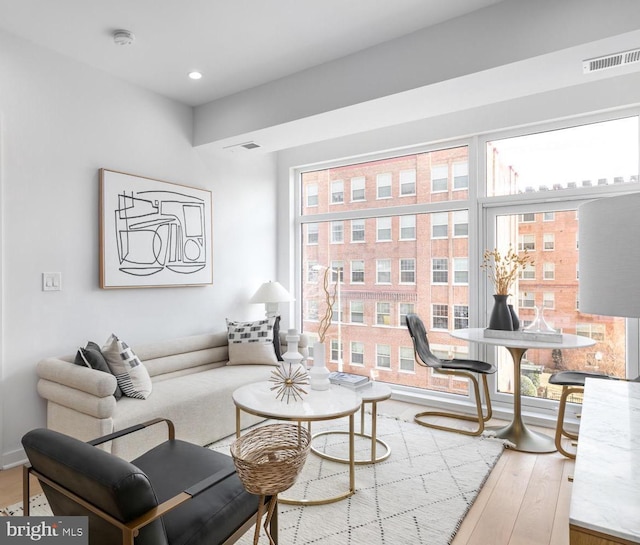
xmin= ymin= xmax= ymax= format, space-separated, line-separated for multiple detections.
xmin=101 ymin=334 xmax=152 ymax=399
xmin=74 ymin=341 xmax=123 ymax=399
xmin=226 ymin=318 xmax=278 ymax=365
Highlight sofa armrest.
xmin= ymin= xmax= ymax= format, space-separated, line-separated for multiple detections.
xmin=37 ymin=380 xmax=117 ymax=419
xmin=37 ymin=357 xmax=117 ymax=397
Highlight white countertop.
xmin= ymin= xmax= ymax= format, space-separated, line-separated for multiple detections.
xmin=569 ymin=379 xmax=640 ymax=542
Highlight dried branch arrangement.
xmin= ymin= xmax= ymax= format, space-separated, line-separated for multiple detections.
xmin=481 ymin=246 xmax=533 ymax=295
xmin=317 ymin=267 xmax=337 ymax=343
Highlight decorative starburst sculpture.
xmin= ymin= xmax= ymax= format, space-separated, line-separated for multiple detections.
xmin=269 ymin=363 xmax=309 ymax=404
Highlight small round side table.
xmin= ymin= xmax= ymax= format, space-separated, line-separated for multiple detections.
xmin=311 ymin=382 xmax=392 ymax=465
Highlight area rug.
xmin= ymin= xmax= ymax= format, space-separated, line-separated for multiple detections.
xmin=3 ymin=416 xmax=504 ymax=545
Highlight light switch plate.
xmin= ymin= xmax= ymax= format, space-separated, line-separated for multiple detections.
xmin=43 ymin=272 xmax=62 ymax=291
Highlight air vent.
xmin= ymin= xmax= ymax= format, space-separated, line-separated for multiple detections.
xmin=583 ymin=47 xmax=640 ymax=73
xmin=223 ymin=141 xmax=262 ymax=153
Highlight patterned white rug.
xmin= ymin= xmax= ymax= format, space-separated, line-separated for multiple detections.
xmin=4 ymin=416 xmax=504 ymax=545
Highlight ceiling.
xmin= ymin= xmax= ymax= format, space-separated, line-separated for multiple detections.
xmin=0 ymin=0 xmax=503 ymax=107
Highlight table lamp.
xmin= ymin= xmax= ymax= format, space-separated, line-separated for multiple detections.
xmin=578 ymin=192 xmax=640 ymax=318
xmin=249 ymin=281 xmax=293 ymax=317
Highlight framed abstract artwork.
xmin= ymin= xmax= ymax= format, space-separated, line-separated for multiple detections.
xmin=100 ymin=169 xmax=213 ymax=289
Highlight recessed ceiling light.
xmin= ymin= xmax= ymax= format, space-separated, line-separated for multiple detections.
xmin=188 ymin=71 xmax=203 ymax=80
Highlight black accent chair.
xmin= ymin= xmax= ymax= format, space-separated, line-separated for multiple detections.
xmin=548 ymin=371 xmax=639 ymax=458
xmin=22 ymin=418 xmax=276 ymax=545
xmin=406 ymin=314 xmax=497 ymax=436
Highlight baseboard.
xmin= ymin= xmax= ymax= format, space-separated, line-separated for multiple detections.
xmin=2 ymin=447 xmax=27 ymax=470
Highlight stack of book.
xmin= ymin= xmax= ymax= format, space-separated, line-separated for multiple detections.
xmin=328 ymin=371 xmax=372 ymax=390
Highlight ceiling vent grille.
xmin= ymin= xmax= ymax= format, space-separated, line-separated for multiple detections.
xmin=583 ymin=48 xmax=640 ymax=73
xmin=223 ymin=141 xmax=262 ymax=153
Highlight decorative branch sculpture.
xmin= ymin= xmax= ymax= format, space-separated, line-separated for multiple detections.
xmin=317 ymin=267 xmax=337 ymax=343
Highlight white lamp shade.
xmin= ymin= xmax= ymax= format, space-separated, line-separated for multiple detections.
xmin=578 ymin=192 xmax=640 ymax=318
xmin=249 ymin=281 xmax=292 ymax=304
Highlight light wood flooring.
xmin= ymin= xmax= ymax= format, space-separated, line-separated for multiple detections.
xmin=0 ymin=399 xmax=574 ymax=545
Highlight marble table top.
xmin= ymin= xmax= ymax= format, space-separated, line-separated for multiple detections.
xmin=569 ymin=379 xmax=640 ymax=542
xmin=233 ymin=381 xmax=361 ymax=421
xmin=450 ymin=327 xmax=596 ymax=350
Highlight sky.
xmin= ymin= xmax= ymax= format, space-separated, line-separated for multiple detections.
xmin=488 ymin=116 xmax=639 ymax=191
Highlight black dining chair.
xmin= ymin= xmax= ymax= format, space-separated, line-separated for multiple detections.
xmin=22 ymin=418 xmax=276 ymax=545
xmin=548 ymin=370 xmax=639 ymax=458
xmin=405 ymin=314 xmax=497 ymax=436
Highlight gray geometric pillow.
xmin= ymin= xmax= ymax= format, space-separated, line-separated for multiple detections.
xmin=226 ymin=318 xmax=278 ymax=365
xmin=74 ymin=341 xmax=123 ymax=399
xmin=101 ymin=334 xmax=152 ymax=399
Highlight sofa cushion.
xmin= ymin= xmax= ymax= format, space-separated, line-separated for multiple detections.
xmin=74 ymin=342 xmax=123 ymax=399
xmin=102 ymin=334 xmax=152 ymax=399
xmin=226 ymin=318 xmax=278 ymax=365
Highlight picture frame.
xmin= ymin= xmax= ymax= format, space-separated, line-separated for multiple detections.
xmin=99 ymin=169 xmax=213 ymax=289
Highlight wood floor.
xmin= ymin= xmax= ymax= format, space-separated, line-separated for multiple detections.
xmin=0 ymin=399 xmax=574 ymax=545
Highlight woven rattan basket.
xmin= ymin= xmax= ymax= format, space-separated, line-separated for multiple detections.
xmin=230 ymin=423 xmax=311 ymax=496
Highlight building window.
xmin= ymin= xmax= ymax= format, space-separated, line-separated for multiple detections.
xmin=432 ymin=304 xmax=449 ymax=329
xmin=519 ymin=234 xmax=535 ymax=251
xmin=351 ymin=176 xmax=365 ymax=202
xmin=307 ymin=223 xmax=318 ymax=245
xmin=543 ymin=211 xmax=555 ymax=221
xmin=377 ymin=217 xmax=392 ymax=241
xmin=431 ymin=165 xmax=448 ymax=192
xmin=330 ymin=261 xmax=344 ymax=284
xmin=376 ymin=344 xmax=391 ymax=368
xmin=400 ymin=259 xmax=416 ymax=284
xmin=350 ymin=301 xmax=364 ymax=324
xmin=432 ymin=258 xmax=448 ymax=283
xmin=520 ymin=262 xmax=535 ymax=280
xmin=351 ymin=219 xmax=365 ymax=242
xmin=399 ymin=303 xmax=415 ymax=326
xmin=400 ymin=346 xmax=415 ymax=371
xmin=543 ymin=262 xmax=555 ymax=280
xmin=351 ymin=341 xmax=364 ymax=365
xmin=307 ymin=300 xmax=319 ymax=321
xmin=453 ymin=210 xmax=468 ymax=237
xmin=307 ymin=184 xmax=318 ymax=207
xmin=431 ymin=212 xmax=448 ymax=238
xmin=331 ymin=221 xmax=343 ymax=243
xmin=453 ymin=162 xmax=469 ymax=190
xmin=543 ymin=292 xmax=555 ymax=309
xmin=376 ymin=259 xmax=391 ymax=283
xmin=331 ymin=339 xmax=342 ymax=362
xmin=351 ymin=260 xmax=365 ymax=283
xmin=307 ymin=261 xmax=318 ymax=282
xmin=519 ymin=292 xmax=535 ymax=308
xmin=519 ymin=213 xmax=535 ymax=222
xmin=377 ymin=173 xmax=392 ymax=199
xmin=453 ymin=258 xmax=469 ymax=284
xmin=376 ymin=302 xmax=391 ymax=325
xmin=331 ymin=180 xmax=344 ymax=204
xmin=576 ymin=323 xmax=606 ymax=342
xmin=454 ymin=305 xmax=469 ymax=329
xmin=400 ymin=169 xmax=416 ymax=196
xmin=544 ymin=233 xmax=555 ymax=250
xmin=400 ymin=215 xmax=416 ymax=240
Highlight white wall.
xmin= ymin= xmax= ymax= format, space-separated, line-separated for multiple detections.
xmin=0 ymin=30 xmax=278 ymax=466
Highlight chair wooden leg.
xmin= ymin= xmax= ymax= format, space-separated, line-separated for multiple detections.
xmin=414 ymin=371 xmax=492 ymax=437
xmin=555 ymin=385 xmax=583 ymax=459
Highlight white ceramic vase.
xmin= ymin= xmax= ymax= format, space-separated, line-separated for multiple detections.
xmin=309 ymin=341 xmax=331 ymax=390
xmin=281 ymin=329 xmax=308 ymax=378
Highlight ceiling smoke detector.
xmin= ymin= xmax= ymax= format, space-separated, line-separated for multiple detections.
xmin=113 ymin=29 xmax=135 ymax=46
xmin=583 ymin=47 xmax=640 ymax=73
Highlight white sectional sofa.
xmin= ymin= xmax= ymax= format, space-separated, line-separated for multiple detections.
xmin=36 ymin=330 xmax=308 ymax=460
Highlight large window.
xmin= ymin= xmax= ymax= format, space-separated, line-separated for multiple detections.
xmin=300 ymin=146 xmax=471 ymax=394
xmin=298 ymin=114 xmax=640 ymax=408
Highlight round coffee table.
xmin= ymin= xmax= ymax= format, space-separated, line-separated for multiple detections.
xmin=233 ymin=381 xmax=361 ymax=505
xmin=311 ymin=382 xmax=392 ymax=464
